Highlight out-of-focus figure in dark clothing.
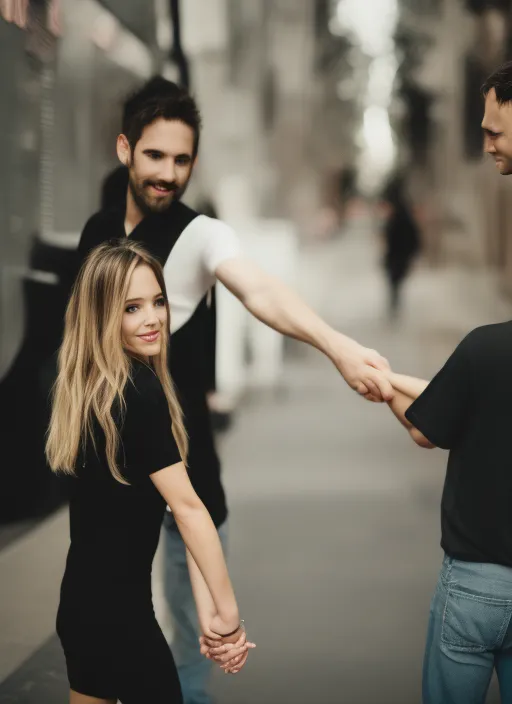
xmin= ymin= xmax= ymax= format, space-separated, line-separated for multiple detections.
xmin=338 ymin=166 xmax=358 ymax=224
xmin=380 ymin=176 xmax=421 ymax=319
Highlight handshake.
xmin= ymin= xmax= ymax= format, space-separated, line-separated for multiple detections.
xmin=199 ymin=621 xmax=256 ymax=675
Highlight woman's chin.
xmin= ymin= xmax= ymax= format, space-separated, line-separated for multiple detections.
xmin=137 ymin=343 xmax=161 ymax=357
xmin=125 ymin=342 xmax=161 ymax=358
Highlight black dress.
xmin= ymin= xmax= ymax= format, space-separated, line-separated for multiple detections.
xmin=56 ymin=359 xmax=183 ymax=703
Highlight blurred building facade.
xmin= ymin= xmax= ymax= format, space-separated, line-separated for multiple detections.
xmin=391 ymin=0 xmax=512 ymax=289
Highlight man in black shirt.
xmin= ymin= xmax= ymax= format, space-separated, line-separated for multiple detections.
xmin=366 ymin=60 xmax=512 ymax=704
xmin=382 ymin=322 xmax=512 ymax=704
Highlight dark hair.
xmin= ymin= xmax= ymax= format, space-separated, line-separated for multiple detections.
xmin=122 ymin=76 xmax=202 ymax=156
xmin=482 ymin=61 xmax=512 ymax=104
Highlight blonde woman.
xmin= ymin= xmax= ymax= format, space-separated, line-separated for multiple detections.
xmin=46 ymin=239 xmax=254 ymax=704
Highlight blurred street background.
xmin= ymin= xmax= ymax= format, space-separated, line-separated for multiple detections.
xmin=2 ymin=0 xmax=512 ymax=702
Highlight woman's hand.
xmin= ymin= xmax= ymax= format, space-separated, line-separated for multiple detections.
xmin=199 ymin=625 xmax=256 ymax=674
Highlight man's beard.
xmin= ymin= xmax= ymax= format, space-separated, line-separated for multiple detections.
xmin=128 ymin=173 xmax=189 ymax=216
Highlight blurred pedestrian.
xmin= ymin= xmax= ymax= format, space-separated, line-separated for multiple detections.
xmin=48 ymin=239 xmax=252 ymax=704
xmin=379 ymin=175 xmax=421 ymax=319
xmin=73 ymin=76 xmax=392 ymax=704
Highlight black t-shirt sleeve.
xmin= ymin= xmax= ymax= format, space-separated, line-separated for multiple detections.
xmin=405 ymin=333 xmax=473 ymax=450
xmin=121 ymin=367 xmax=183 ymax=477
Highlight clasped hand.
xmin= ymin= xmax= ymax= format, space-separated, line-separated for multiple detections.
xmin=199 ymin=626 xmax=256 ymax=675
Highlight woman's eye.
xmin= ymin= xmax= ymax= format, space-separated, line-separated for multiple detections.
xmin=125 ymin=305 xmax=138 ymax=314
xmin=155 ymin=298 xmax=166 ymax=307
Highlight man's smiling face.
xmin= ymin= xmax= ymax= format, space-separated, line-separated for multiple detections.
xmin=482 ymin=88 xmax=512 ymax=175
xmin=120 ymin=117 xmax=196 ymax=215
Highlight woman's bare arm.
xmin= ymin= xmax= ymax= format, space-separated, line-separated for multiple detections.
xmin=151 ymin=462 xmax=239 ymax=637
xmin=185 ymin=548 xmax=217 ymax=634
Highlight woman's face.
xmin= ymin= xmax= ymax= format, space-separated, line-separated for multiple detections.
xmin=121 ymin=263 xmax=168 ymax=358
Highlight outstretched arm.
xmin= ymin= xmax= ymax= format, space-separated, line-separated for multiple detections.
xmin=385 ymin=372 xmax=436 ymax=449
xmin=215 ymin=258 xmax=393 ymax=401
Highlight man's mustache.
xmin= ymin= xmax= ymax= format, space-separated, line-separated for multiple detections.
xmin=143 ymin=180 xmax=179 ymax=191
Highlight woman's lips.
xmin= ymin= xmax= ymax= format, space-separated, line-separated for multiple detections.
xmin=137 ymin=331 xmax=160 ymax=343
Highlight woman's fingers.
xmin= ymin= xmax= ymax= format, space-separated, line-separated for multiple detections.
xmin=225 ymin=650 xmax=249 ymax=674
xmin=214 ymin=641 xmax=256 ymax=664
xmin=213 ymin=643 xmax=249 ymax=663
xmin=199 ymin=636 xmax=211 ymax=656
xmin=220 ymin=652 xmax=245 ymax=670
xmin=200 ymin=631 xmax=255 ymax=669
xmin=207 ymin=631 xmax=247 ymax=655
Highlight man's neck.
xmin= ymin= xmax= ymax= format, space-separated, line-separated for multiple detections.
xmin=124 ymin=188 xmax=144 ymax=236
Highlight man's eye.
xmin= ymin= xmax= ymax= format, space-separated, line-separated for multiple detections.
xmin=176 ymin=157 xmax=190 ymax=166
xmin=148 ymin=152 xmax=162 ymax=160
xmin=125 ymin=305 xmax=138 ymax=313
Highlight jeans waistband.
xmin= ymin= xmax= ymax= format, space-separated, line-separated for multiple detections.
xmin=443 ymin=554 xmax=512 ymax=584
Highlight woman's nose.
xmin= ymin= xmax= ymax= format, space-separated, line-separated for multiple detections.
xmin=144 ymin=308 xmax=159 ymax=326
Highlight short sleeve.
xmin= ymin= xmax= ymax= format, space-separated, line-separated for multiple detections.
xmin=200 ymin=216 xmax=242 ymax=275
xmin=405 ymin=333 xmax=473 ymax=450
xmin=120 ymin=367 xmax=183 ymax=476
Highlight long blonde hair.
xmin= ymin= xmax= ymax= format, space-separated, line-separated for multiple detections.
xmin=46 ymin=238 xmax=188 ymax=483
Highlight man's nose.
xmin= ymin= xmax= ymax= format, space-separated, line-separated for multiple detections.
xmin=484 ymin=135 xmax=496 ymax=153
xmin=160 ymin=159 xmax=176 ymax=183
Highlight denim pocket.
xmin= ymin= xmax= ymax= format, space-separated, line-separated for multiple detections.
xmin=441 ymin=585 xmax=512 ymax=653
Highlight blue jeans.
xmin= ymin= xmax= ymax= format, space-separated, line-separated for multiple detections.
xmin=163 ymin=513 xmax=228 ymax=704
xmin=423 ymin=555 xmax=512 ymax=704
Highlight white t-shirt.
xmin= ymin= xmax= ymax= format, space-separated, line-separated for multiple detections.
xmin=164 ymin=214 xmax=241 ymax=333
